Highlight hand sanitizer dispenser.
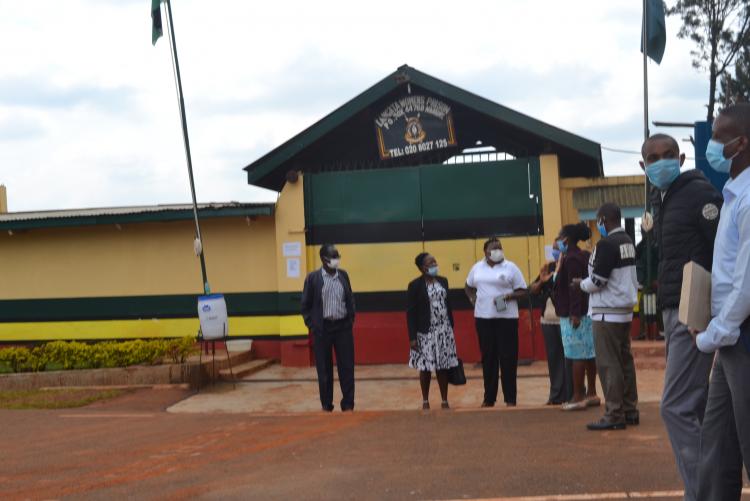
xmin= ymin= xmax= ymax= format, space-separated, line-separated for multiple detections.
xmin=197 ymin=294 xmax=228 ymax=340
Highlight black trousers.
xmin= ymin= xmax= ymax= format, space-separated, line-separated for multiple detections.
xmin=541 ymin=323 xmax=573 ymax=403
xmin=475 ymin=318 xmax=519 ymax=405
xmin=313 ymin=319 xmax=355 ymax=411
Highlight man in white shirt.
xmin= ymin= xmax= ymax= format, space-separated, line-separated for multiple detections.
xmin=465 ymin=237 xmax=527 ymax=407
xmin=695 ymin=103 xmax=750 ymax=501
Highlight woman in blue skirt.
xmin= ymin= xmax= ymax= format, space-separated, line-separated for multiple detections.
xmin=553 ymin=223 xmax=600 ymax=411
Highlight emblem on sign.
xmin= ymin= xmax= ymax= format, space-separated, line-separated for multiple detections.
xmin=375 ymin=95 xmax=457 ymax=160
xmin=404 ymin=115 xmax=427 ymax=144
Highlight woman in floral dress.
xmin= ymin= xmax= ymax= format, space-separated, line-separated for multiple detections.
xmin=406 ymin=252 xmax=460 ymax=410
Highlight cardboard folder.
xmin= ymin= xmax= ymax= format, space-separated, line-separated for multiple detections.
xmin=678 ymin=261 xmax=712 ymax=331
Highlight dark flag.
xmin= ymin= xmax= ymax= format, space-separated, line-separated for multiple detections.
xmin=151 ymin=0 xmax=163 ymax=46
xmin=641 ymin=0 xmax=666 ymax=64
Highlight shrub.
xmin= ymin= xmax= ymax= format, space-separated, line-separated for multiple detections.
xmin=0 ymin=337 xmax=197 ymax=373
xmin=167 ymin=337 xmax=198 ymax=364
xmin=0 ymin=347 xmax=34 ymax=372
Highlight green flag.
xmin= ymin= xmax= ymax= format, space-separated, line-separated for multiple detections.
xmin=641 ymin=0 xmax=666 ymax=64
xmin=151 ymin=0 xmax=163 ymax=46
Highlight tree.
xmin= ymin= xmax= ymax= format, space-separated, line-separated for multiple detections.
xmin=668 ymin=0 xmax=750 ymax=121
xmin=719 ymin=46 xmax=750 ymax=105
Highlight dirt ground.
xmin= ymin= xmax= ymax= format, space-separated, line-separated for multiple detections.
xmin=2 ymin=365 xmax=749 ymax=500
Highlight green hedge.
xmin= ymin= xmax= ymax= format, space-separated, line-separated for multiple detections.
xmin=0 ymin=338 xmax=197 ymax=373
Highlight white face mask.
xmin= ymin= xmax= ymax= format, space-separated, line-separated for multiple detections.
xmin=489 ymin=249 xmax=504 ymax=263
xmin=327 ymin=258 xmax=340 ymax=269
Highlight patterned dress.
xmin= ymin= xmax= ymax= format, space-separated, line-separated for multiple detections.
xmin=409 ymin=281 xmax=460 ymax=371
xmin=560 ymin=315 xmax=595 ymax=360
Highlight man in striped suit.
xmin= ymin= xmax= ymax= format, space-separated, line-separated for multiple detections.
xmin=301 ymin=244 xmax=356 ymax=412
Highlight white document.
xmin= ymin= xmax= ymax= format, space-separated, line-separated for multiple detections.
xmin=678 ymin=261 xmax=712 ymax=331
xmin=282 ymin=241 xmax=302 ymax=257
xmin=286 ymin=258 xmax=301 ymax=278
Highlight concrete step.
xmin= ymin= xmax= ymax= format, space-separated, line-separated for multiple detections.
xmin=220 ymin=359 xmax=275 ymax=381
xmin=629 ymin=340 xmax=667 ymax=371
xmin=631 ymin=340 xmax=666 ymax=358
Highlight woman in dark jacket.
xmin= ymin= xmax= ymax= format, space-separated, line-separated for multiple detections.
xmin=529 ymin=258 xmax=573 ymax=405
xmin=553 ymin=223 xmax=599 ymax=411
xmin=407 ymin=252 xmax=460 ymax=410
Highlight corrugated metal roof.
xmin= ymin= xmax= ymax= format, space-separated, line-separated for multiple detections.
xmin=0 ymin=202 xmax=275 ymax=231
xmin=572 ymin=185 xmax=645 ymax=211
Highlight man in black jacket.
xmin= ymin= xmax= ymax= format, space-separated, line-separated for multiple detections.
xmin=640 ymin=133 xmax=722 ymax=501
xmin=301 ymin=244 xmax=356 ymax=412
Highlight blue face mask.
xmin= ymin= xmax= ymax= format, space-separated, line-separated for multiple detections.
xmin=551 ymin=248 xmax=561 ymax=261
xmin=556 ymin=240 xmax=568 ymax=254
xmin=645 ymin=158 xmax=681 ymax=190
xmin=597 ymin=220 xmax=608 ymax=238
xmin=706 ymin=137 xmax=741 ymax=174
xmin=426 ymin=266 xmax=439 ymax=277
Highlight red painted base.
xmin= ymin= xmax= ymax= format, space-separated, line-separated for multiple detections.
xmin=255 ymin=311 xmax=642 ymax=367
xmin=271 ymin=309 xmax=548 ymax=367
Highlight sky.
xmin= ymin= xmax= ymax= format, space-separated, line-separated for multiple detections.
xmin=0 ymin=0 xmax=713 ymax=212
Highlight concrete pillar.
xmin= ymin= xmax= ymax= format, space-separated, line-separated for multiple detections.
xmin=539 ymin=155 xmax=562 ymax=239
xmin=274 ymin=173 xmax=311 ymax=366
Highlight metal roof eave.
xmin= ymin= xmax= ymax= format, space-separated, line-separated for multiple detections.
xmin=243 ymin=65 xmax=604 ymax=186
xmin=0 ymin=205 xmax=275 ymax=231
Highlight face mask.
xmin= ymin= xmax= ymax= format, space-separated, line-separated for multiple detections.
xmin=645 ymin=158 xmax=681 ymax=190
xmin=489 ymin=249 xmax=504 ymax=263
xmin=551 ymin=248 xmax=561 ymax=261
xmin=597 ymin=220 xmax=608 ymax=238
xmin=327 ymin=258 xmax=340 ymax=269
xmin=706 ymin=137 xmax=741 ymax=174
xmin=556 ymin=240 xmax=568 ymax=254
xmin=426 ymin=266 xmax=439 ymax=277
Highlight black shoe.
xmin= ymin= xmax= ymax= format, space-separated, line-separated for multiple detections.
xmin=587 ymin=419 xmax=626 ymax=431
xmin=625 ymin=413 xmax=640 ymax=425
xmin=481 ymin=401 xmax=495 ymax=408
xmin=322 ymin=405 xmax=334 ymax=412
xmin=341 ymin=407 xmax=354 ymax=412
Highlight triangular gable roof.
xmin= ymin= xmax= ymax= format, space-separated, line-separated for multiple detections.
xmin=244 ymin=65 xmax=603 ymax=191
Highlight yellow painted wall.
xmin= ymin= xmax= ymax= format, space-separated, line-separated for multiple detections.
xmin=559 ymin=175 xmax=646 ymax=226
xmin=274 ymin=174 xmax=307 ymax=293
xmin=305 ymin=235 xmax=547 ymax=293
xmin=558 ymin=175 xmax=646 ymax=246
xmin=0 ymin=315 xmax=308 ymax=342
xmin=0 ymin=216 xmax=278 ymax=300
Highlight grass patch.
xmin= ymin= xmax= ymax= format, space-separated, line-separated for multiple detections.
xmin=0 ymin=388 xmax=128 ymax=409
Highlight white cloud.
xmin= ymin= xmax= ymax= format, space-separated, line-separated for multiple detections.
xmin=0 ymin=0 xmax=713 ymax=211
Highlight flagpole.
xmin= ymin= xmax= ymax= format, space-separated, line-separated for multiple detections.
xmin=642 ymin=0 xmax=650 ymax=143
xmin=642 ymin=0 xmax=655 ymax=334
xmin=164 ymin=0 xmax=211 ymax=295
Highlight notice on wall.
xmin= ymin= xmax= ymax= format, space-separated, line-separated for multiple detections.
xmin=286 ymin=258 xmax=301 ymax=278
xmin=282 ymin=241 xmax=302 ymax=257
xmin=375 ymin=95 xmax=457 ymax=160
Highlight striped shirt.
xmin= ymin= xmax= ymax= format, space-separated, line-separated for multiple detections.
xmin=321 ymin=269 xmax=347 ymax=320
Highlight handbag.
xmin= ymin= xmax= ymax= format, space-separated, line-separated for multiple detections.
xmin=447 ymin=358 xmax=466 ymax=385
